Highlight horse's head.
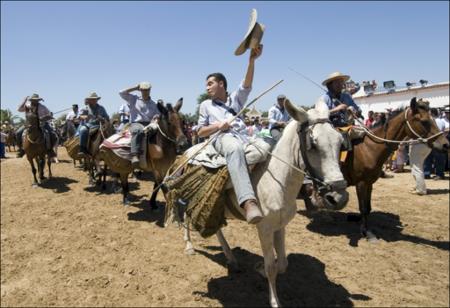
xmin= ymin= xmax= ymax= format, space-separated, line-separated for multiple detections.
xmin=285 ymin=99 xmax=349 ymax=211
xmin=407 ymin=97 xmax=449 ymax=152
xmin=157 ymin=98 xmax=189 ymax=154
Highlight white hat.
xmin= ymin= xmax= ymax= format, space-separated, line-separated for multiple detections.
xmin=322 ymin=72 xmax=350 ymax=86
xmin=234 ymin=9 xmax=265 ymax=56
xmin=139 ymin=82 xmax=151 ymax=90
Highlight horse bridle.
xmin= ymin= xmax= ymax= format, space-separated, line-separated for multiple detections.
xmin=298 ymin=119 xmax=346 ymax=196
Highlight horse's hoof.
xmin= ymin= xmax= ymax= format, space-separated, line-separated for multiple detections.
xmin=184 ymin=248 xmax=196 ymax=255
xmin=32 ymin=183 xmax=39 ymax=188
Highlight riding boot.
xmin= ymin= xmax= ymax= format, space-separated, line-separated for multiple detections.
xmin=131 ymin=154 xmax=140 ymax=169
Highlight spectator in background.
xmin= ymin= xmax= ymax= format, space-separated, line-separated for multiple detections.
xmin=0 ymin=128 xmax=7 ymax=159
xmin=424 ymin=108 xmax=446 ymax=180
xmin=244 ymin=117 xmax=254 ymax=136
xmin=118 ymin=102 xmax=130 ymax=131
xmin=252 ymin=117 xmax=262 ymax=135
xmin=365 ymin=110 xmax=375 ymax=128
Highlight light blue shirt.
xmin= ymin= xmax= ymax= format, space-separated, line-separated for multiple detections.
xmin=268 ymin=103 xmax=291 ymax=130
xmin=119 ymin=90 xmax=160 ymax=123
xmin=197 ymin=81 xmax=251 ymax=135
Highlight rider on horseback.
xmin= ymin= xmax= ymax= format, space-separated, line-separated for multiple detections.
xmin=16 ymin=94 xmax=57 ymax=158
xmin=119 ymin=82 xmax=160 ymax=169
xmin=65 ymin=104 xmax=80 ymax=138
xmin=196 ymin=45 xmax=264 ymax=224
xmin=77 ymin=92 xmax=110 ymax=157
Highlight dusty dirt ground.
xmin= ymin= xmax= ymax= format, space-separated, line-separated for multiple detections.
xmin=1 ymin=147 xmax=449 ymax=307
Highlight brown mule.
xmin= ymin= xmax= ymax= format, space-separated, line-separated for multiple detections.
xmin=339 ymin=97 xmax=449 ymax=241
xmin=100 ymin=99 xmax=189 ymax=207
xmin=22 ymin=112 xmax=52 ymax=187
xmin=82 ymin=120 xmax=115 ymax=188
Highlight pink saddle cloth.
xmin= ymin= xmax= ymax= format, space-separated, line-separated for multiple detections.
xmin=101 ymin=131 xmax=131 ymax=149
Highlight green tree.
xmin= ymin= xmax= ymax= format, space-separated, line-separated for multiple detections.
xmin=261 ymin=111 xmax=268 ymax=118
xmin=0 ymin=108 xmax=23 ymax=126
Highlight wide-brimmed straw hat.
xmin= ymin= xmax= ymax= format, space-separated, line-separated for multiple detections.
xmin=85 ymin=92 xmax=101 ymax=101
xmin=234 ymin=9 xmax=265 ymax=56
xmin=322 ymin=72 xmax=350 ymax=86
xmin=28 ymin=93 xmax=44 ymax=101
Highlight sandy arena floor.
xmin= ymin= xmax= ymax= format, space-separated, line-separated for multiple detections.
xmin=1 ymin=148 xmax=449 ymax=307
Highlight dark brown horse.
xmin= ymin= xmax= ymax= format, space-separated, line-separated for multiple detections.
xmin=340 ymin=97 xmax=449 ymax=241
xmin=22 ymin=112 xmax=52 ymax=187
xmin=5 ymin=128 xmax=16 ymax=152
xmin=83 ymin=120 xmax=115 ymax=187
xmin=100 ymin=99 xmax=189 ymax=207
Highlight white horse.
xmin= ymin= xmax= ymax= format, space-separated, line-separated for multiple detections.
xmin=182 ymin=99 xmax=349 ymax=307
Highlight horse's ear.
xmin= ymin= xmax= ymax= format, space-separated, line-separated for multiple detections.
xmin=174 ymin=98 xmax=183 ymax=112
xmin=410 ymin=97 xmax=418 ymax=114
xmin=285 ymin=98 xmax=308 ymax=124
xmin=157 ymin=101 xmax=167 ymax=115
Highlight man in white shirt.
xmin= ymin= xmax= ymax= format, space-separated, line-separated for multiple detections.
xmin=196 ymin=45 xmax=263 ymax=224
xmin=65 ymin=104 xmax=79 ymax=138
xmin=119 ymin=82 xmax=160 ymax=168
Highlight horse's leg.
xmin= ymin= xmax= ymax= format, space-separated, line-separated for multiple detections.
xmin=273 ymin=227 xmax=288 ymax=274
xmin=149 ymin=182 xmax=159 ymax=210
xmin=356 ymin=182 xmax=377 ymax=242
xmin=101 ymin=163 xmax=107 ymax=191
xmin=120 ymin=173 xmax=130 ymax=205
xmin=38 ymin=156 xmax=46 ymax=181
xmin=257 ymin=227 xmax=280 ymax=308
xmin=47 ymin=155 xmax=52 ymax=178
xmin=216 ymin=228 xmax=239 ymax=272
xmin=183 ymin=213 xmax=195 ymax=255
xmin=28 ymin=157 xmax=39 ymax=187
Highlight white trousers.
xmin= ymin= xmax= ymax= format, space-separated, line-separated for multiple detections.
xmin=409 ymin=143 xmax=432 ymax=194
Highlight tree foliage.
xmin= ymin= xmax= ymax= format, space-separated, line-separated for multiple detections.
xmin=0 ymin=108 xmax=24 ymax=126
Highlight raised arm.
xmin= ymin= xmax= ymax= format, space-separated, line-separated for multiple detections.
xmin=17 ymin=96 xmax=29 ymax=112
xmin=242 ymin=45 xmax=263 ymax=89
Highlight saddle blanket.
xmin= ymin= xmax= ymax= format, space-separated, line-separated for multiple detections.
xmin=100 ymin=130 xmax=148 ymax=168
xmin=183 ymin=136 xmax=273 ymax=169
xmin=101 ymin=131 xmax=132 ymax=149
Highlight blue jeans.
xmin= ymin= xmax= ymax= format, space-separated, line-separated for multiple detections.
xmin=213 ymin=133 xmax=255 ymax=205
xmin=130 ymin=122 xmax=149 ymax=155
xmin=79 ymin=123 xmax=99 ymax=149
xmin=0 ymin=142 xmax=5 ymax=158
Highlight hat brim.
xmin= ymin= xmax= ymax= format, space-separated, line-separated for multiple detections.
xmin=322 ymin=75 xmax=350 ymax=86
xmin=28 ymin=98 xmax=43 ymax=101
xmin=235 ymin=22 xmax=265 ymax=56
xmin=85 ymin=97 xmax=101 ymax=101
xmin=234 ymin=9 xmax=261 ymax=56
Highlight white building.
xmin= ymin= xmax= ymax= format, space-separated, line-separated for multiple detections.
xmin=352 ymin=81 xmax=449 ymax=118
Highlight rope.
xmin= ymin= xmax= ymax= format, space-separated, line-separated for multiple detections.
xmin=350 ymin=108 xmax=448 ymax=145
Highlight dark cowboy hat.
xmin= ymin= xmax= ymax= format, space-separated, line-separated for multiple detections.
xmin=28 ymin=93 xmax=44 ymax=101
xmin=234 ymin=9 xmax=265 ymax=56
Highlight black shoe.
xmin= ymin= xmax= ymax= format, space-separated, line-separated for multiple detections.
xmin=16 ymin=149 xmax=25 ymax=158
xmin=131 ymin=156 xmax=140 ymax=169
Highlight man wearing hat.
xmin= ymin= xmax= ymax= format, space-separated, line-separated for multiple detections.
xmin=78 ymin=92 xmax=110 ymax=156
xmin=317 ymin=72 xmax=362 ymax=127
xmin=65 ymin=104 xmax=80 ymax=138
xmin=196 ymin=44 xmax=264 ymax=224
xmin=15 ymin=94 xmax=57 ymax=158
xmin=268 ymin=94 xmax=291 ymax=141
xmin=119 ymin=82 xmax=160 ymax=168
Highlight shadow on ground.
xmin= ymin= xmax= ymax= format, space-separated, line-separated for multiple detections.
xmin=194 ymin=247 xmax=370 ymax=306
xmin=298 ymin=210 xmax=449 ymax=251
xmin=39 ymin=176 xmax=78 ymax=193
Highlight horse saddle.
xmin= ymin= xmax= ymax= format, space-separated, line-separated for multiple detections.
xmin=100 ymin=129 xmax=162 ymax=168
xmin=337 ymin=126 xmax=366 ymax=162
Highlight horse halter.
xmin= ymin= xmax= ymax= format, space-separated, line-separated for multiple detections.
xmin=298 ymin=119 xmax=345 ymax=196
xmin=404 ymin=107 xmax=443 ymax=143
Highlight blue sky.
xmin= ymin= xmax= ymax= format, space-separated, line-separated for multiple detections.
xmin=1 ymin=1 xmax=449 ymax=118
